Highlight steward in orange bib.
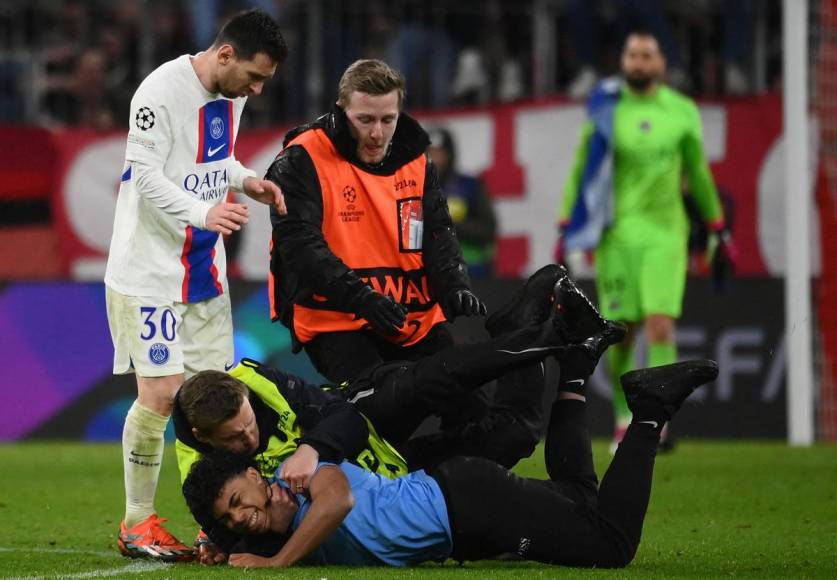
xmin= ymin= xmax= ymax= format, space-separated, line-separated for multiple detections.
xmin=266 ymin=59 xmax=486 ymax=385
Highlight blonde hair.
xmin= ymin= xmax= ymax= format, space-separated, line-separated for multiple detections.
xmin=337 ymin=59 xmax=406 ymax=109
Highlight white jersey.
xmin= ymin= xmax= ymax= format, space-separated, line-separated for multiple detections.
xmin=105 ymin=54 xmax=257 ymax=303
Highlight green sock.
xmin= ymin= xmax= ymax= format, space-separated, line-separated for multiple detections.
xmin=607 ymin=343 xmax=634 ymax=425
xmin=648 ymin=341 xmax=677 ymax=369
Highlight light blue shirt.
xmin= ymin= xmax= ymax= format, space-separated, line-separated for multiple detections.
xmin=276 ymin=461 xmax=452 ymax=566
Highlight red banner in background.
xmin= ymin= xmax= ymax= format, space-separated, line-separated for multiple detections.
xmin=0 ymin=125 xmax=56 ymax=201
xmin=708 ymin=96 xmax=783 ymax=276
xmin=43 ymin=96 xmax=790 ymax=280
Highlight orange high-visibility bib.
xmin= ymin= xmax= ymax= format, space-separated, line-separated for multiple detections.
xmin=284 ymin=128 xmax=446 ymax=346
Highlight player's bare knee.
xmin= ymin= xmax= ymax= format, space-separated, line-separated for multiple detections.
xmin=644 ymin=314 xmax=674 ymax=343
xmin=136 ymin=374 xmax=184 ymax=416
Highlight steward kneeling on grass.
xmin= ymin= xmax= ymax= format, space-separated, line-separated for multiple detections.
xmin=182 ymin=355 xmax=719 ymax=568
xmin=176 ymin=266 xmax=628 ymax=563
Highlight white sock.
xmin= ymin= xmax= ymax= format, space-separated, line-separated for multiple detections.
xmin=122 ymin=401 xmax=169 ymax=528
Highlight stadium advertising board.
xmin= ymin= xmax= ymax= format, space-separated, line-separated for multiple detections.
xmin=0 ymin=279 xmax=786 ymax=441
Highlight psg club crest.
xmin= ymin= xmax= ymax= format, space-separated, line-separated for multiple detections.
xmin=210 ymin=116 xmax=225 ymax=139
xmin=135 ymin=107 xmax=155 ymax=131
xmin=149 ymin=343 xmax=170 ymax=365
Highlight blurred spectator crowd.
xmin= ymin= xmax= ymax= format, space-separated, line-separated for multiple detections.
xmin=0 ymin=0 xmax=784 ymax=131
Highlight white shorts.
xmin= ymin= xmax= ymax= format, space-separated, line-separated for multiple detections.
xmin=106 ymin=287 xmax=234 ymax=379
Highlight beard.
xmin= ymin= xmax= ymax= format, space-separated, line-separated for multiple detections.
xmin=625 ymin=73 xmax=655 ymax=92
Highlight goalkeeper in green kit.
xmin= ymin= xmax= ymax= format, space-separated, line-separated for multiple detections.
xmin=557 ymin=30 xmax=734 ymax=451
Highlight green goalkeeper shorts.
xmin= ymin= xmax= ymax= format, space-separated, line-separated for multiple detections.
xmin=594 ymin=236 xmax=687 ymax=322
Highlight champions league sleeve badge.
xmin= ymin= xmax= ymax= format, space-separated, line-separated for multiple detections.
xmin=148 ymin=343 xmax=170 ymax=365
xmin=135 ymin=106 xmax=156 ymax=131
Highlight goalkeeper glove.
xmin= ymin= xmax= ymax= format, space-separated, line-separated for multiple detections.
xmin=707 ymin=228 xmax=738 ymax=292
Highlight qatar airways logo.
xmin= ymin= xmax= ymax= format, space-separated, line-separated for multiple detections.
xmin=183 ymin=168 xmax=229 ymax=201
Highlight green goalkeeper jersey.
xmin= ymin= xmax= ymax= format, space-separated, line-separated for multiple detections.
xmin=561 ymin=84 xmax=724 ymax=247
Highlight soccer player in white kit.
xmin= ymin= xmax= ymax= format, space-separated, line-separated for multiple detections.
xmin=104 ymin=9 xmax=287 ymax=561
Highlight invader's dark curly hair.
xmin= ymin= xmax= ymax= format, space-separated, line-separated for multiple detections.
xmin=182 ymin=451 xmax=258 ymax=545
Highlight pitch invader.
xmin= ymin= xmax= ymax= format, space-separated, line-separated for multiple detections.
xmin=104 ymin=10 xmax=287 ymax=562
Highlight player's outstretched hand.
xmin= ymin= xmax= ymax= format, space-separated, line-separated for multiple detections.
xmin=205 ymin=202 xmax=249 ymax=235
xmin=441 ymin=288 xmax=487 ymax=321
xmin=242 ymin=177 xmax=287 ymax=215
xmin=229 ymin=552 xmax=274 ymax=568
xmin=280 ymin=444 xmax=319 ymax=493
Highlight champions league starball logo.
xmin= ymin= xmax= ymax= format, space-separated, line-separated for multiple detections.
xmin=148 ymin=343 xmax=170 ymax=365
xmin=135 ymin=107 xmax=155 ymax=131
xmin=210 ymin=116 xmax=225 ymax=139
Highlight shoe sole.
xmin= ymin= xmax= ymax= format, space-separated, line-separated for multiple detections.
xmin=119 ymin=546 xmax=195 ymax=563
xmin=118 ymin=539 xmax=195 ymax=563
xmin=600 ymin=320 xmax=627 ymax=348
xmin=551 ymin=276 xmax=607 ymax=342
xmin=485 ymin=264 xmax=564 ymax=332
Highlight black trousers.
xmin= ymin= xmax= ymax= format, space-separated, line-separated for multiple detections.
xmin=303 ymin=323 xmax=456 ymax=384
xmin=304 ymin=323 xmax=489 ymax=428
xmin=350 ymin=323 xmax=562 ymax=468
xmin=431 ymin=400 xmax=657 ymax=568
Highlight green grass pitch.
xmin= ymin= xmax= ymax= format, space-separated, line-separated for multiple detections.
xmin=1 ymin=441 xmax=835 ymax=579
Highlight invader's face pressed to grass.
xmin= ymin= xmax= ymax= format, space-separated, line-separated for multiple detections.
xmin=212 ymin=467 xmax=298 ymax=535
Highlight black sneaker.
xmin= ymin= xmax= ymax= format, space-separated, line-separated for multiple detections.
xmin=485 ymin=264 xmax=566 ymax=337
xmin=559 ymin=320 xmax=627 ymax=379
xmin=581 ymin=320 xmax=627 ymax=359
xmin=551 ymin=274 xmax=607 ymax=343
xmin=621 ymin=359 xmax=719 ymax=421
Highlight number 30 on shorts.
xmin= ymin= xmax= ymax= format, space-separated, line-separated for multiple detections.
xmin=139 ymin=306 xmax=177 ymax=341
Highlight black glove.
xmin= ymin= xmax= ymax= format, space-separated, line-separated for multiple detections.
xmin=441 ymin=288 xmax=487 ymax=321
xmin=351 ymin=287 xmax=407 ymax=336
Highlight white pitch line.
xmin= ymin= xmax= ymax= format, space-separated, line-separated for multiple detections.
xmin=0 ymin=547 xmax=114 ymax=558
xmin=4 ymin=560 xmax=169 ymax=580
xmin=0 ymin=548 xmax=170 ymax=580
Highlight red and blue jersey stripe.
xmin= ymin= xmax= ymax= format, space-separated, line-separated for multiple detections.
xmin=180 ymin=225 xmax=223 ymax=303
xmin=196 ymin=99 xmax=235 ymax=164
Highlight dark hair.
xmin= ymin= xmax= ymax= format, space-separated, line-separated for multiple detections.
xmin=182 ymin=451 xmax=257 ymax=537
xmin=624 ymin=28 xmax=660 ymax=47
xmin=212 ymin=9 xmax=288 ymax=64
xmin=337 ymin=59 xmax=406 ymax=109
xmin=178 ymin=371 xmax=247 ymax=433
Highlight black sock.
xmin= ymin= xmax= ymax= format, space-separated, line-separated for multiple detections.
xmin=628 ymin=397 xmax=667 ymax=435
xmin=557 ymin=347 xmax=595 ymax=396
xmin=558 ymin=376 xmax=587 ymax=396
